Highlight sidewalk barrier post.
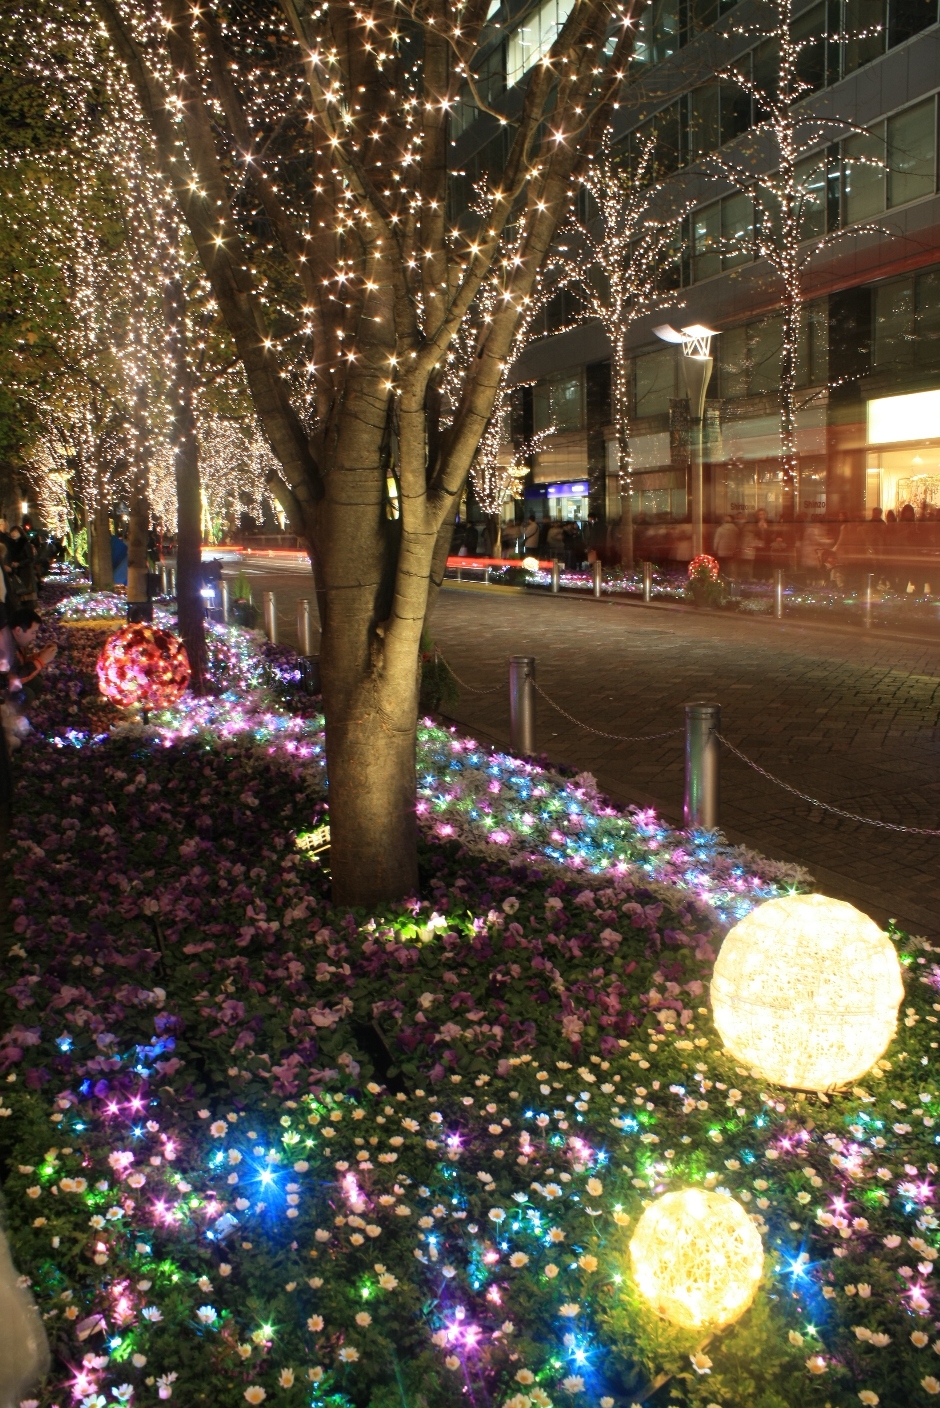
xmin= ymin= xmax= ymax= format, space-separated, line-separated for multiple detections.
xmin=684 ymin=701 xmax=720 ymax=830
xmin=509 ymin=656 xmax=536 ymax=756
xmin=485 ymin=566 xmax=491 ymax=586
xmin=551 ymin=560 xmax=561 ymax=594
xmin=864 ymin=572 xmax=873 ymax=629
xmin=774 ymin=568 xmax=784 ymax=620
xmin=159 ymin=563 xmax=169 ymax=596
xmin=456 ymin=565 xmax=463 ymax=582
xmin=168 ymin=566 xmax=177 ymax=597
xmin=297 ymin=598 xmax=314 ymax=657
xmin=643 ymin=560 xmax=653 ymax=603
xmin=220 ymin=580 xmax=230 ymax=623
xmin=263 ymin=590 xmax=278 ymax=644
xmin=592 ymin=560 xmax=603 ymax=598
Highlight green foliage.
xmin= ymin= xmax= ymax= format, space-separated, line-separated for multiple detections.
xmin=419 ymin=632 xmax=459 ymax=713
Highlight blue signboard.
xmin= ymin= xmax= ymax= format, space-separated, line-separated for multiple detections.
xmin=546 ymin=481 xmax=590 ymax=497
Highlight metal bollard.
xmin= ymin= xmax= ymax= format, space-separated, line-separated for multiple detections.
xmin=592 ymin=560 xmax=603 ymax=598
xmin=864 ymin=572 xmax=873 ymax=629
xmin=297 ymin=598 xmax=314 ymax=657
xmin=220 ymin=580 xmax=230 ymax=622
xmin=263 ymin=590 xmax=278 ymax=644
xmin=551 ymin=560 xmax=561 ymax=594
xmin=684 ymin=701 xmax=720 ymax=831
xmin=643 ymin=560 xmax=653 ymax=603
xmin=456 ymin=566 xmax=463 ymax=583
xmin=509 ymin=656 xmax=536 ymax=756
xmin=168 ymin=566 xmax=177 ymax=597
xmin=159 ymin=563 xmax=169 ymax=596
xmin=774 ymin=567 xmax=784 ymax=620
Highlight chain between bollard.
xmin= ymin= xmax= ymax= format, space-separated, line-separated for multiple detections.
xmin=434 ymin=651 xmax=502 ymax=695
xmin=717 ymin=732 xmax=940 ymax=836
xmin=533 ymin=680 xmax=684 ymax=742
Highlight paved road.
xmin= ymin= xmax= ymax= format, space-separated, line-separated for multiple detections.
xmin=226 ymin=563 xmax=940 ymax=936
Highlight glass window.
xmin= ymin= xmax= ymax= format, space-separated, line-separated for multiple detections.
xmin=693 ymin=201 xmax=721 ymax=280
xmin=717 ymin=325 xmax=749 ymax=398
xmin=720 ymin=76 xmax=752 ymax=144
xmin=889 ymin=0 xmax=938 ymax=47
xmin=915 ymin=269 xmax=940 ymax=365
xmin=688 ymin=84 xmax=721 ymax=163
xmin=752 ymin=38 xmax=780 ymax=113
xmin=795 ymin=151 xmax=828 ymax=239
xmin=887 ymin=98 xmax=936 ymax=207
xmin=748 ymin=317 xmax=783 ymax=394
xmin=633 ymin=0 xmax=680 ymax=66
xmin=635 ymin=349 xmax=676 ymax=417
xmin=843 ymin=0 xmax=887 ymax=72
xmin=722 ymin=192 xmax=754 ymax=268
xmin=793 ymin=2 xmax=827 ymax=94
xmin=843 ymin=123 xmax=884 ymax=223
xmin=506 ymin=0 xmax=576 ymax=85
xmin=796 ymin=301 xmax=830 ymax=385
xmin=534 ymin=371 xmax=583 ymax=431
xmin=873 ymin=280 xmax=915 ymax=365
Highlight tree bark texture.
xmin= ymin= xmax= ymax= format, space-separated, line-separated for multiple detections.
xmin=126 ymin=471 xmax=149 ymax=605
xmin=88 ymin=453 xmax=113 ymax=590
xmin=161 ymin=272 xmax=207 ymax=693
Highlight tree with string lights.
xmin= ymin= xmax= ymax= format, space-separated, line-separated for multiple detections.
xmin=707 ymin=0 xmax=884 ymax=518
xmin=560 ymin=132 xmax=690 ymax=566
xmin=90 ymin=0 xmax=640 ymax=904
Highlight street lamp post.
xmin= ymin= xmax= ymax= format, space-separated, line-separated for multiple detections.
xmin=654 ymin=324 xmax=717 ymax=559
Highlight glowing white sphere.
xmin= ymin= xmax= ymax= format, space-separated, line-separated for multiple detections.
xmin=629 ymin=1188 xmax=764 ymax=1330
xmin=711 ymin=894 xmax=903 ymax=1092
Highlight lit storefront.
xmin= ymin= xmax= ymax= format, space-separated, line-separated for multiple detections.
xmin=865 ymin=389 xmax=940 ymax=513
xmin=525 ymin=479 xmax=591 ymax=520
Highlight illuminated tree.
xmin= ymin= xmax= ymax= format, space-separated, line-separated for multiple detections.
xmin=91 ymin=0 xmax=639 ymax=903
xmin=708 ymin=0 xmax=883 ymax=516
xmin=562 ymin=132 xmax=689 ymax=565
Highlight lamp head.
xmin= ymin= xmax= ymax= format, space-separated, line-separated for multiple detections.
xmin=654 ymin=322 xmax=717 ymax=358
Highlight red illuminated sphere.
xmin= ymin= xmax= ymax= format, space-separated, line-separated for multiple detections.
xmin=97 ymin=625 xmax=191 ymax=711
xmin=688 ymin=553 xmax=720 ymax=581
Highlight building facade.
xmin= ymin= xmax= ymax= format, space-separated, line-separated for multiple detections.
xmin=453 ymin=0 xmax=940 ymax=552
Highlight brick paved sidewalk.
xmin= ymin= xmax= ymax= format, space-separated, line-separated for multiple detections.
xmin=224 ymin=564 xmax=940 ymax=936
xmin=430 ymin=587 xmax=940 ymax=938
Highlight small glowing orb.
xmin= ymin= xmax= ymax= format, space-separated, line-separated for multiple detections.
xmin=687 ymin=552 xmax=720 ymax=580
xmin=629 ymin=1188 xmax=763 ymax=1330
xmin=521 ymin=556 xmax=540 ymax=571
xmin=711 ymin=894 xmax=903 ymax=1092
xmin=96 ymin=625 xmax=191 ymax=711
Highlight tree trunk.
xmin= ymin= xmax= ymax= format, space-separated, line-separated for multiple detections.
xmin=619 ymin=489 xmax=634 ymax=569
xmin=488 ymin=513 xmax=502 ymax=559
xmin=161 ymin=272 xmax=207 ymax=693
xmin=126 ymin=471 xmax=149 ymax=606
xmin=88 ymin=489 xmax=113 ymax=590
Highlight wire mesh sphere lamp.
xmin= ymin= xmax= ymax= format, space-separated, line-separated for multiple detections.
xmin=97 ymin=624 xmax=191 ymax=714
xmin=711 ymin=894 xmax=903 ymax=1092
xmin=629 ymin=1188 xmax=764 ymax=1330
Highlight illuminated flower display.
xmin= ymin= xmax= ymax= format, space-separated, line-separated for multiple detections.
xmin=96 ymin=625 xmax=191 ymax=711
xmin=687 ymin=553 xmax=720 ymax=581
xmin=0 ymin=598 xmax=935 ymax=1408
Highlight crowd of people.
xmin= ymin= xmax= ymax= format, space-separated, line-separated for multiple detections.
xmin=453 ymin=504 xmax=940 ymax=590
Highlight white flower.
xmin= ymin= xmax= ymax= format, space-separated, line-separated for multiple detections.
xmin=585 ymin=1179 xmax=602 ymax=1197
xmin=307 ymin=1316 xmax=324 ymax=1332
xmin=132 ymin=1355 xmax=147 ymax=1369
xmin=690 ymin=1352 xmax=712 ymax=1375
xmin=558 ymin=1303 xmax=580 ymax=1317
xmin=806 ymin=1356 xmax=828 ymax=1375
xmin=922 ymin=1378 xmax=940 ymax=1395
xmin=489 ymin=1208 xmax=506 ymax=1223
xmin=577 ymin=1255 xmax=597 ymax=1273
xmin=509 ymin=1253 xmax=529 ymax=1268
xmin=244 ymin=1390 xmax=267 ymax=1405
xmin=141 ymin=1307 xmax=163 ymax=1323
xmin=515 ymin=1370 xmax=535 ymax=1385
xmin=858 ymin=1392 xmax=880 ymax=1406
xmin=544 ymin=1264 xmax=559 ymax=1279
xmin=445 ymin=1356 xmax=460 ymax=1371
xmin=196 ymin=1305 xmax=218 ymax=1325
xmin=561 ymin=1376 xmax=584 ymax=1394
xmin=278 ymin=1369 xmax=295 ymax=1388
xmin=112 ymin=1386 xmax=134 ymax=1403
xmin=788 ymin=1331 xmax=803 ymax=1346
xmin=156 ymin=1376 xmax=177 ymax=1402
xmin=210 ymin=1121 xmax=227 ymax=1138
xmin=338 ymin=1347 xmax=359 ymax=1363
xmin=355 ymin=1312 xmax=372 ymax=1327
xmin=913 ymin=1332 xmax=930 ymax=1347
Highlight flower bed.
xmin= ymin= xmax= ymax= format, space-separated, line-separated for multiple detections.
xmin=2 ymin=603 xmax=939 ymax=1408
